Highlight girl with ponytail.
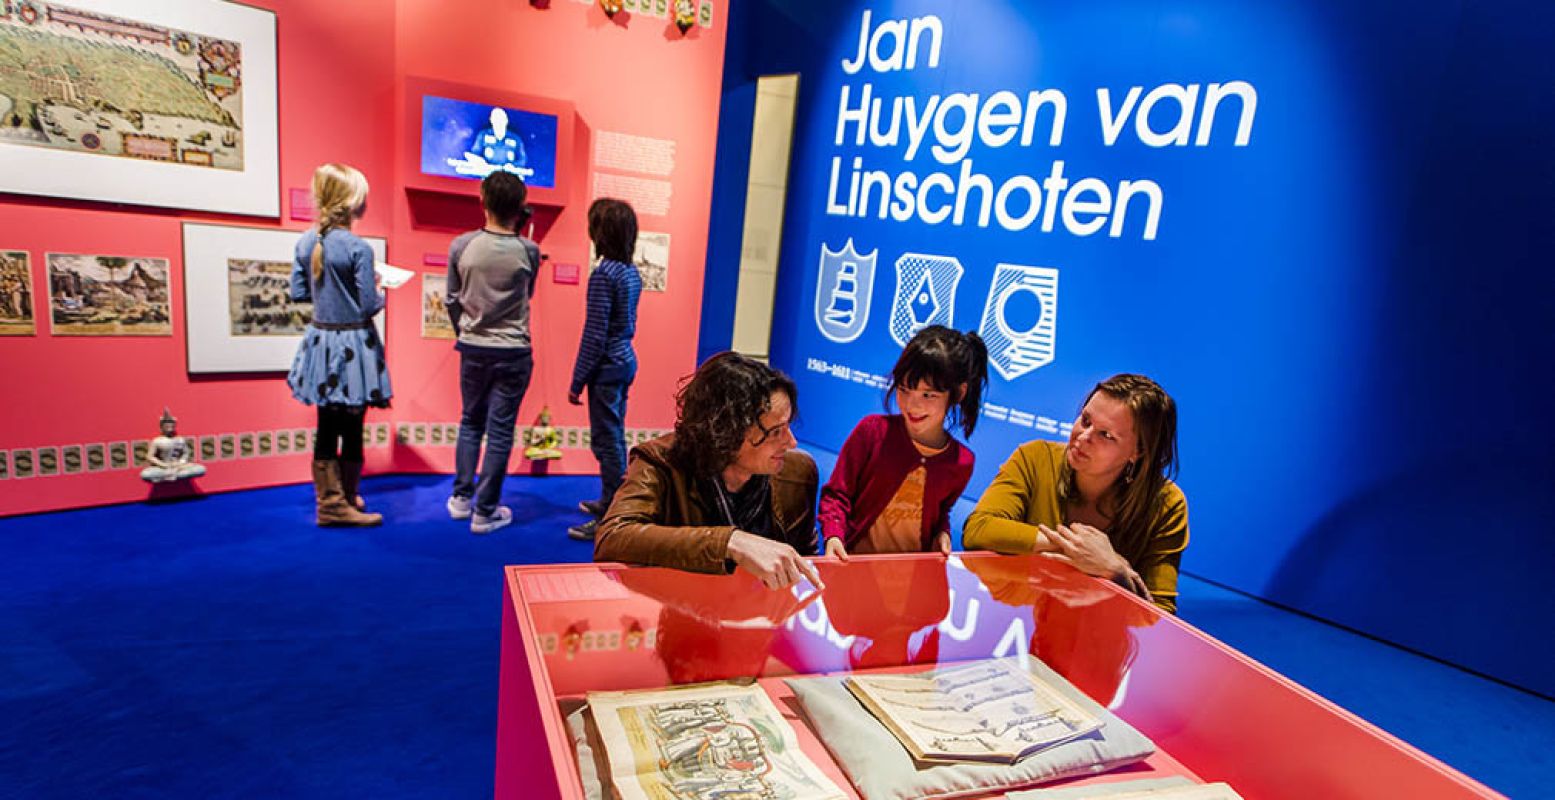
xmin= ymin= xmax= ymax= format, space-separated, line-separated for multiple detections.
xmin=286 ymin=163 xmax=391 ymax=527
xmin=818 ymin=325 xmax=990 ymax=558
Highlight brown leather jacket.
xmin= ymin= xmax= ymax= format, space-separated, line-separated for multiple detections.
xmin=594 ymin=434 xmax=819 ymax=573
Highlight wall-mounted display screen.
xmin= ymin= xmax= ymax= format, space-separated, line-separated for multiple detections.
xmin=419 ymin=95 xmax=558 ymax=189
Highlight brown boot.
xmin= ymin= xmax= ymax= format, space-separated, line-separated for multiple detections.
xmin=312 ymin=460 xmax=382 ymax=527
xmin=339 ymin=460 xmax=368 ymax=511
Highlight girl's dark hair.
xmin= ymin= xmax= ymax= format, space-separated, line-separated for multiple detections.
xmin=1057 ymin=374 xmax=1179 ymax=565
xmin=887 ymin=325 xmax=990 ymax=438
xmin=588 ymin=197 xmax=638 ymax=263
xmin=670 ymin=352 xmax=798 ymax=476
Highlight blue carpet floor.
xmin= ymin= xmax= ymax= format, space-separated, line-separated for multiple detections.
xmin=0 ymin=474 xmax=1548 ymax=798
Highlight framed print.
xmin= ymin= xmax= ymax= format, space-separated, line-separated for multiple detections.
xmin=109 ymin=442 xmax=129 ymax=470
xmin=133 ymin=440 xmax=150 ymax=467
xmin=238 ymin=432 xmax=255 ymax=458
xmin=257 ymin=431 xmax=272 ymax=456
xmin=396 ymin=423 xmax=410 ymax=444
xmin=275 ymin=429 xmax=291 ymax=454
xmin=0 ymin=0 xmax=279 ymax=216
xmin=0 ymin=450 xmax=8 ymax=480
xmin=442 ymin=423 xmax=458 ymax=444
xmin=291 ymin=429 xmax=307 ymax=452
xmin=13 ymin=449 xmax=34 ymax=479
xmin=47 ymin=254 xmax=172 ymax=335
xmin=182 ymin=223 xmax=386 ymax=373
xmin=373 ymin=423 xmax=390 ymax=446
xmin=0 ymin=250 xmax=35 ymax=335
xmin=421 ymin=273 xmax=454 ymax=339
xmin=86 ymin=443 xmax=105 ymax=471
xmin=37 ymin=446 xmax=58 ymax=476
xmin=219 ymin=434 xmax=236 ymax=459
xmin=200 ymin=435 xmax=218 ymax=461
xmin=62 ymin=445 xmax=82 ymax=474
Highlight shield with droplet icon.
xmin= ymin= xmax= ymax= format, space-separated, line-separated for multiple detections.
xmin=889 ymin=252 xmax=963 ymax=347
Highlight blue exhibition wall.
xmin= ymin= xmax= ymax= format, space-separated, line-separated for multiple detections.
xmin=706 ymin=0 xmax=1555 ymax=697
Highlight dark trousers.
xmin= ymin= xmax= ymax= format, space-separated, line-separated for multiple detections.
xmin=587 ymin=364 xmax=634 ymax=510
xmin=453 ymin=350 xmax=533 ymax=516
xmin=315 ymin=405 xmax=365 ymax=461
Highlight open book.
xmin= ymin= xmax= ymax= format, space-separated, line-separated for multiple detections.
xmin=588 ymin=681 xmax=847 ymax=800
xmin=845 ymin=657 xmax=1103 ymax=764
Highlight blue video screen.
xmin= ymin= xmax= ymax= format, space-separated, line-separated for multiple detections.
xmin=420 ymin=95 xmax=557 ymax=189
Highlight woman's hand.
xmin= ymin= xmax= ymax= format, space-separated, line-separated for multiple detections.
xmin=932 ymin=531 xmax=953 ymax=555
xmin=1038 ymin=523 xmax=1132 ymax=582
xmin=823 ymin=537 xmax=849 ymax=562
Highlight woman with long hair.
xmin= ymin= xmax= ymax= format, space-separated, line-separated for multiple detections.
xmin=964 ymin=374 xmax=1188 ymax=612
xmin=286 ymin=163 xmax=391 ymax=527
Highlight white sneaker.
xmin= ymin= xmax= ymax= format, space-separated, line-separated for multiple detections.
xmin=471 ymin=506 xmax=513 ymax=534
xmin=447 ymin=495 xmax=473 ymax=520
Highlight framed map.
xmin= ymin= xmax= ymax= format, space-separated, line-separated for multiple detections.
xmin=182 ymin=222 xmax=386 ymax=373
xmin=589 ymin=230 xmax=670 ymax=293
xmin=0 ymin=0 xmax=278 ymax=216
xmin=0 ymin=249 xmax=35 ymax=335
xmin=46 ymin=253 xmax=172 ymax=335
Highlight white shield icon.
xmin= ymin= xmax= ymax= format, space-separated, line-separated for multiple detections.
xmin=889 ymin=253 xmax=964 ymax=347
xmin=814 ymin=239 xmax=878 ymax=343
xmin=978 ymin=264 xmax=1059 ymax=381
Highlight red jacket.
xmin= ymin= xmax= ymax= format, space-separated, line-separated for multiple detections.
xmin=818 ymin=414 xmax=976 ymax=552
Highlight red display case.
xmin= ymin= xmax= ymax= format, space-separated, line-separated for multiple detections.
xmin=494 ymin=554 xmax=1500 ymax=799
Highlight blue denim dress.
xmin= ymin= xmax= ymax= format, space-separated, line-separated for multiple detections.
xmin=286 ymin=228 xmax=392 ymax=408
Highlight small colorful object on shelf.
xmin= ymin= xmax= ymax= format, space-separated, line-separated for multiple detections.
xmin=140 ymin=407 xmax=206 ymax=483
xmin=673 ymin=0 xmax=695 ymax=33
xmin=600 ymin=0 xmax=622 ymax=18
xmin=523 ymin=407 xmax=565 ymax=461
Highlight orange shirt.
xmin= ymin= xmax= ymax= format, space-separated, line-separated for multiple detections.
xmin=856 ymin=438 xmax=949 ymax=554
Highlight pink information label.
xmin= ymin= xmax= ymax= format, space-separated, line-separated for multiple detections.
xmin=289 ymin=188 xmax=316 ymax=222
xmin=423 ymin=252 xmax=449 ymax=267
xmin=553 ymin=262 xmax=580 ymax=285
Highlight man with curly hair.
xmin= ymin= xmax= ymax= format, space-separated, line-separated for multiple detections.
xmin=593 ymin=352 xmax=824 ymax=591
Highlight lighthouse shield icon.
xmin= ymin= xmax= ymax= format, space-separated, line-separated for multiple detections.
xmin=814 ymin=239 xmax=878 ymax=343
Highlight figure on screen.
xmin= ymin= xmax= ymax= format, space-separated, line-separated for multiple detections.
xmin=448 ymin=107 xmax=531 ymax=180
xmin=140 ymin=407 xmax=206 ymax=483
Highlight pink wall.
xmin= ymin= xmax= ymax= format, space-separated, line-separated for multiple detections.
xmin=0 ymin=0 xmax=727 ymax=517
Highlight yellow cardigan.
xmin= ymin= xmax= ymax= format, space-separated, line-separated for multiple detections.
xmin=963 ymin=441 xmax=1189 ymax=613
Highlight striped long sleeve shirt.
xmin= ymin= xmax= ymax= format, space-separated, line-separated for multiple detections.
xmin=570 ymin=258 xmax=642 ymax=394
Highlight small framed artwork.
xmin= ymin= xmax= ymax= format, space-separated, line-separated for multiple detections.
xmin=430 ymin=424 xmax=444 ymax=445
xmin=220 ymin=435 xmax=237 ymax=460
xmin=0 ymin=450 xmax=8 ymax=480
xmin=13 ymin=449 xmax=35 ymax=479
xmin=412 ymin=424 xmax=428 ymax=445
xmin=239 ymin=433 xmax=256 ymax=458
xmin=109 ymin=442 xmax=130 ymax=470
xmin=582 ymin=429 xmax=592 ymax=448
xmin=47 ymin=254 xmax=173 ymax=336
xmin=565 ymin=428 xmax=579 ymax=448
xmin=86 ymin=444 xmax=106 ymax=472
xmin=37 ymin=447 xmax=59 ymax=476
xmin=291 ymin=429 xmax=309 ymax=452
xmin=0 ymin=250 xmax=35 ymax=335
xmin=373 ymin=423 xmax=390 ymax=446
xmin=421 ymin=273 xmax=455 ymax=340
xmin=133 ymin=441 xmax=151 ymax=467
xmin=276 ymin=430 xmax=292 ymax=454
xmin=396 ymin=424 xmax=411 ymax=444
xmin=257 ymin=431 xmax=273 ymax=456
xmin=62 ymin=445 xmax=83 ymax=474
xmin=201 ymin=436 xmax=219 ymax=461
xmin=442 ymin=423 xmax=458 ymax=444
